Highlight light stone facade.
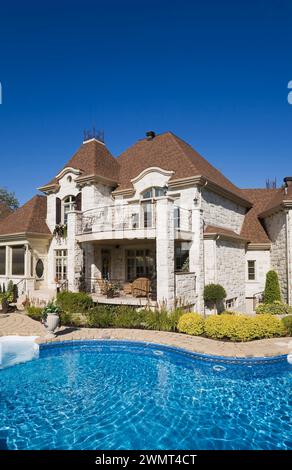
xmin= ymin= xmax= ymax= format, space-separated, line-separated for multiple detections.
xmin=264 ymin=211 xmax=288 ymax=302
xmin=201 ymin=189 xmax=246 ymax=233
xmin=1 ymin=137 xmax=291 ymax=314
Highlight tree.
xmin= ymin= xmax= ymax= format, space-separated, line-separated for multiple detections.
xmin=264 ymin=270 xmax=281 ymax=303
xmin=204 ymin=283 xmax=227 ymax=314
xmin=0 ymin=187 xmax=19 ymax=210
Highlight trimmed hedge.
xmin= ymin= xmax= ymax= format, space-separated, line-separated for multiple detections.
xmin=203 ymin=283 xmax=226 ymax=311
xmin=256 ymin=301 xmax=292 ymax=315
xmin=204 ymin=314 xmax=286 ymax=342
xmin=282 ymin=315 xmax=292 ymax=336
xmin=177 ymin=313 xmax=204 ymax=336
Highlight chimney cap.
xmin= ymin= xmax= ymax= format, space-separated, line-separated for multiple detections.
xmin=284 ymin=176 xmax=292 ymax=186
xmin=146 ymin=130 xmax=156 ymax=140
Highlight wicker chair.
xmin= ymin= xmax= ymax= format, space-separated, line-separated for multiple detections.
xmin=131 ymin=277 xmax=151 ymax=297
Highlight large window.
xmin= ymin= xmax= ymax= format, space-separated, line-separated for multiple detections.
xmin=12 ymin=245 xmax=25 ymax=276
xmin=63 ymin=195 xmax=76 ymax=224
xmin=0 ymin=247 xmax=6 ymax=275
xmin=126 ymin=249 xmax=155 ymax=281
xmin=248 ymin=260 xmax=256 ymax=280
xmin=55 ymin=250 xmax=67 ymax=281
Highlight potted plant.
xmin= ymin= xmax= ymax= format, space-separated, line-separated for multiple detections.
xmin=105 ymin=281 xmax=120 ymax=298
xmin=53 ymin=224 xmax=67 ymax=240
xmin=42 ymin=302 xmax=61 ymax=338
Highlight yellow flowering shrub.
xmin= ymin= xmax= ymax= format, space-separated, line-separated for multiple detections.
xmin=204 ymin=314 xmax=286 ymax=342
xmin=177 ymin=313 xmax=205 ymax=336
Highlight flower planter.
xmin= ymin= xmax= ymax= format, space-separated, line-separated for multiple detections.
xmin=44 ymin=313 xmax=60 ymax=338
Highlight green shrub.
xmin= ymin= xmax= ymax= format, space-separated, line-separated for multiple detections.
xmin=282 ymin=315 xmax=292 ymax=336
xmin=204 ymin=284 xmax=226 ymax=312
xmin=26 ymin=306 xmax=43 ymax=321
xmin=177 ymin=313 xmax=204 ymax=336
xmin=143 ymin=308 xmax=182 ymax=332
xmin=112 ymin=307 xmax=145 ymax=329
xmin=56 ymin=291 xmax=93 ymax=313
xmin=256 ymin=301 xmax=292 ymax=315
xmin=204 ymin=314 xmax=286 ymax=342
xmin=86 ymin=305 xmax=116 ymax=328
xmin=264 ymin=270 xmax=281 ymax=303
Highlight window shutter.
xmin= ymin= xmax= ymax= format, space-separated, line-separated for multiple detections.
xmin=76 ymin=192 xmax=82 ymax=211
xmin=56 ymin=197 xmax=61 ymax=224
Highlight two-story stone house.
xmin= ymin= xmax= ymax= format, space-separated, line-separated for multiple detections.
xmin=0 ymin=131 xmax=291 ymax=313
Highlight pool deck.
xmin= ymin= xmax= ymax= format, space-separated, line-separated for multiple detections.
xmin=1 ymin=312 xmax=292 ymax=358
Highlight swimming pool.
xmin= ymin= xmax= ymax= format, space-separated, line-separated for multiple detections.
xmin=0 ymin=340 xmax=291 ymax=450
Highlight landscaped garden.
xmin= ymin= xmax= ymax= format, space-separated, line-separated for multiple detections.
xmin=26 ymin=289 xmax=292 ymax=342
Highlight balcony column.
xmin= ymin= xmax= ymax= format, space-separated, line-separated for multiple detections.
xmin=67 ymin=210 xmax=83 ymax=292
xmin=156 ymin=197 xmax=175 ymax=309
xmin=189 ymin=205 xmax=204 ymax=313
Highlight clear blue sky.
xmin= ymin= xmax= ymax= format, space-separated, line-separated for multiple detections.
xmin=0 ymin=0 xmax=292 ymax=204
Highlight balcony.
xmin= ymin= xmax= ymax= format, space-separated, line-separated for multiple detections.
xmin=76 ymin=202 xmax=192 ymax=242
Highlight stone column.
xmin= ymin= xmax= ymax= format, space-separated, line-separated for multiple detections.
xmin=189 ymin=206 xmax=204 ymax=313
xmin=67 ymin=211 xmax=83 ymax=292
xmin=156 ymin=197 xmax=175 ymax=309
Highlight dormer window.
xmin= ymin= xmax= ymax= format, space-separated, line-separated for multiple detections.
xmin=63 ymin=195 xmax=76 ymax=224
xmin=141 ymin=187 xmax=165 ymax=199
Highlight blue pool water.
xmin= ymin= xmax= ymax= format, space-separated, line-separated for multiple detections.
xmin=0 ymin=340 xmax=291 ymax=450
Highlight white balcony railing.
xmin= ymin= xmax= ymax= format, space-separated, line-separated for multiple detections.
xmin=77 ymin=202 xmax=192 ymax=235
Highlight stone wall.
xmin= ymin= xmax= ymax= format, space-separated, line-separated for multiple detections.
xmin=175 ymin=272 xmax=196 ymax=307
xmin=264 ymin=211 xmax=288 ymax=302
xmin=216 ymin=239 xmax=246 ymax=311
xmin=201 ymin=189 xmax=246 ymax=234
xmin=245 ymin=249 xmax=270 ymax=299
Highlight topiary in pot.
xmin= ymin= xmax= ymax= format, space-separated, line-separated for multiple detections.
xmin=264 ymin=270 xmax=281 ymax=304
xmin=204 ymin=283 xmax=226 ymax=314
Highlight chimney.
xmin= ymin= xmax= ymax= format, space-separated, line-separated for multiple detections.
xmin=284 ymin=177 xmax=292 ymax=187
xmin=146 ymin=131 xmax=156 ymax=140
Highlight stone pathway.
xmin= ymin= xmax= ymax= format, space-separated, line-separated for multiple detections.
xmin=1 ymin=312 xmax=292 ymax=357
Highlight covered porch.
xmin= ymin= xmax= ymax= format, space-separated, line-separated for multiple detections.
xmin=81 ymin=238 xmax=196 ymax=309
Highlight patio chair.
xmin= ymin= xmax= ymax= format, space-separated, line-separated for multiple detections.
xmin=132 ymin=277 xmax=151 ymax=298
xmin=96 ymin=278 xmax=107 ymax=295
xmin=121 ymin=282 xmax=132 ymax=296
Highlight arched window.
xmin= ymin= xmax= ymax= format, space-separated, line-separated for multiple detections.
xmin=141 ymin=187 xmax=166 ymax=199
xmin=63 ymin=195 xmax=76 ymax=224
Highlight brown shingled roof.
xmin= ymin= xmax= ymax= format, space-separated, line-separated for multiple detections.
xmin=0 ymin=195 xmax=50 ymax=236
xmin=257 ymin=184 xmax=292 ymax=217
xmin=204 ymin=224 xmax=249 ymax=242
xmin=41 ymin=139 xmax=119 ymax=188
xmin=0 ymin=201 xmax=12 ymax=221
xmin=240 ymin=189 xmax=277 ymax=244
xmin=116 ymin=132 xmax=252 ymax=206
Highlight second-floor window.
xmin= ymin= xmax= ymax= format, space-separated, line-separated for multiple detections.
xmin=63 ymin=195 xmax=76 ymax=225
xmin=141 ymin=187 xmax=165 ymax=199
xmin=248 ymin=260 xmax=256 ymax=280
